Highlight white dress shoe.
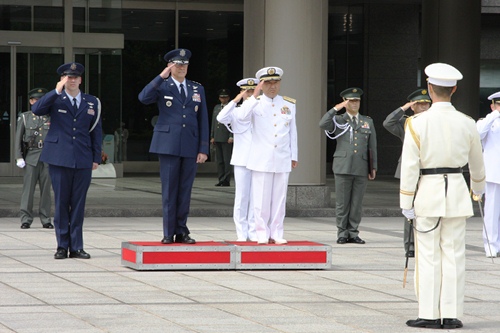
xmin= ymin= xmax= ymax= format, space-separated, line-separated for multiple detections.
xmin=257 ymin=239 xmax=268 ymax=244
xmin=274 ymin=238 xmax=288 ymax=244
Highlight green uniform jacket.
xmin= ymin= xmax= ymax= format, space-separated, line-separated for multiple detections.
xmin=211 ymin=104 xmax=233 ymax=142
xmin=319 ymin=107 xmax=377 ymax=176
xmin=15 ymin=111 xmax=50 ymax=166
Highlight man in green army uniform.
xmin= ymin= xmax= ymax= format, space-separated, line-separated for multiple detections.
xmin=14 ymin=88 xmax=53 ymax=229
xmin=383 ymin=89 xmax=431 ymax=257
xmin=319 ymin=88 xmax=377 ymax=244
xmin=211 ymin=88 xmax=233 ymax=186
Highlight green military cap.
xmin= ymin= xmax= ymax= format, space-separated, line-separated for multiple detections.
xmin=28 ymin=88 xmax=48 ymax=99
xmin=218 ymin=88 xmax=230 ymax=97
xmin=340 ymin=87 xmax=363 ymax=99
xmin=407 ymin=89 xmax=431 ymax=103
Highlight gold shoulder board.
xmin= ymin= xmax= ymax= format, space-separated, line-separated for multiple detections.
xmin=283 ymin=96 xmax=296 ymax=104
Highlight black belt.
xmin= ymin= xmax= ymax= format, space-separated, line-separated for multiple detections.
xmin=420 ymin=167 xmax=462 ymax=175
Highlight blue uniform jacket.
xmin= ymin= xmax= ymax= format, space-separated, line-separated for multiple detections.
xmin=138 ymin=76 xmax=209 ymax=157
xmin=31 ymin=89 xmax=102 ymax=168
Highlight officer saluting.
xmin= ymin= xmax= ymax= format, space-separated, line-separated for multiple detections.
xmin=319 ymin=88 xmax=377 ymax=245
xmin=383 ymin=89 xmax=431 ymax=257
xmin=32 ymin=62 xmax=102 ymax=260
xmin=14 ymin=88 xmax=53 ymax=230
xmin=138 ymin=48 xmax=209 ymax=245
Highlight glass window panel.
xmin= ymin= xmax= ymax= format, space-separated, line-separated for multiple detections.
xmin=34 ymin=6 xmax=63 ymax=32
xmin=0 ymin=5 xmax=31 ymax=31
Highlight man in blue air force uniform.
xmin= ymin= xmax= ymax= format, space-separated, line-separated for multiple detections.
xmin=138 ymin=48 xmax=209 ymax=244
xmin=32 ymin=62 xmax=102 ymax=260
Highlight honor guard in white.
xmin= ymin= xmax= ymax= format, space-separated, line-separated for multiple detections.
xmin=216 ymin=78 xmax=258 ymax=241
xmin=400 ymin=63 xmax=485 ymax=329
xmin=476 ymin=91 xmax=500 ymax=258
xmin=14 ymin=88 xmax=53 ymax=230
xmin=238 ymin=67 xmax=298 ymax=244
xmin=32 ymin=62 xmax=102 ymax=260
xmin=383 ymin=89 xmax=431 ymax=257
xmin=211 ymin=88 xmax=233 ymax=186
xmin=319 ymin=87 xmax=377 ymax=245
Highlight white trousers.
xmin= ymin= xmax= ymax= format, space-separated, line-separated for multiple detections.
xmin=252 ymin=171 xmax=289 ymax=242
xmin=233 ymin=165 xmax=255 ymax=240
xmin=483 ymin=182 xmax=500 ymax=255
xmin=414 ymin=216 xmax=466 ymax=319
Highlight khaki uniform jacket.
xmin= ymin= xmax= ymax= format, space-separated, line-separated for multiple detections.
xmin=211 ymin=103 xmax=233 ymax=143
xmin=319 ymin=107 xmax=377 ymax=176
xmin=400 ymin=102 xmax=485 ymax=217
xmin=382 ymin=107 xmax=407 ymax=178
xmin=14 ymin=111 xmax=50 ymax=167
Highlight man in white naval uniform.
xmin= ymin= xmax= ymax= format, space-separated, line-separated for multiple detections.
xmin=217 ymin=78 xmax=258 ymax=241
xmin=238 ymin=67 xmax=298 ymax=244
xmin=476 ymin=91 xmax=500 ymax=258
xmin=400 ymin=63 xmax=485 ymax=329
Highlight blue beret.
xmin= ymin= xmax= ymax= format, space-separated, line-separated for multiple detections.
xmin=57 ymin=62 xmax=84 ymax=76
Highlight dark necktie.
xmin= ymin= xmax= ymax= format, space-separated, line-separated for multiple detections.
xmin=73 ymin=98 xmax=78 ymax=113
xmin=352 ymin=116 xmax=357 ymax=128
xmin=180 ymin=83 xmax=186 ymax=103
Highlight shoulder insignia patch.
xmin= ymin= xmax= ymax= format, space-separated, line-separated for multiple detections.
xmin=283 ymin=96 xmax=296 ymax=104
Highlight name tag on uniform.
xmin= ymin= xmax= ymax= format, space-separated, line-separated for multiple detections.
xmin=164 ymin=96 xmax=173 ymax=100
xmin=58 ymin=109 xmax=67 ymax=113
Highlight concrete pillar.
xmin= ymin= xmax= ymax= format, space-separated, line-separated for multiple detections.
xmin=244 ymin=0 xmax=329 ymax=209
xmin=422 ymin=0 xmax=481 ymax=117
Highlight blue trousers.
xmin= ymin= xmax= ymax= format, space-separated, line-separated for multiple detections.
xmin=49 ymin=165 xmax=91 ymax=251
xmin=159 ymin=154 xmax=197 ymax=237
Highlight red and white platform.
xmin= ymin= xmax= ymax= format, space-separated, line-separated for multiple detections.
xmin=121 ymin=240 xmax=331 ymax=270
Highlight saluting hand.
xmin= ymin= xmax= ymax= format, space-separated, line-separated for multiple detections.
xmin=401 ymin=101 xmax=416 ymax=111
xmin=334 ymin=99 xmax=349 ymax=111
xmin=252 ymin=80 xmax=264 ymax=98
xmin=232 ymin=90 xmax=247 ymax=104
xmin=56 ymin=76 xmax=69 ymax=94
xmin=160 ymin=63 xmax=176 ymax=79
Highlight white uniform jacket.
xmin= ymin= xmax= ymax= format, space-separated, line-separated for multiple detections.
xmin=216 ymin=100 xmax=252 ymax=167
xmin=400 ymin=102 xmax=485 ymax=217
xmin=477 ymin=110 xmax=500 ymax=184
xmin=238 ymin=95 xmax=298 ymax=173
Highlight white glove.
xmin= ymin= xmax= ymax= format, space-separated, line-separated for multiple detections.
xmin=16 ymin=158 xmax=26 ymax=168
xmin=402 ymin=208 xmax=416 ymax=220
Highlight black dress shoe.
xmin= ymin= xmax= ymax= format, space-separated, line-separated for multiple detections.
xmin=406 ymin=318 xmax=441 ymax=329
xmin=42 ymin=223 xmax=54 ymax=229
xmin=347 ymin=236 xmax=366 ymax=244
xmin=54 ymin=248 xmax=68 ymax=259
xmin=21 ymin=222 xmax=30 ymax=229
xmin=406 ymin=250 xmax=415 ymax=258
xmin=337 ymin=237 xmax=347 ymax=244
xmin=175 ymin=233 xmax=196 ymax=244
xmin=443 ymin=318 xmax=463 ymax=329
xmin=69 ymin=249 xmax=91 ymax=259
xmin=161 ymin=236 xmax=174 ymax=244
xmin=221 ymin=181 xmax=230 ymax=187
xmin=215 ymin=182 xmax=222 ymax=186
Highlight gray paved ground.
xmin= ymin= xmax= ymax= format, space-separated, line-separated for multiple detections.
xmin=0 ymin=218 xmax=499 ymax=333
xmin=0 ymin=175 xmax=498 ymax=332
